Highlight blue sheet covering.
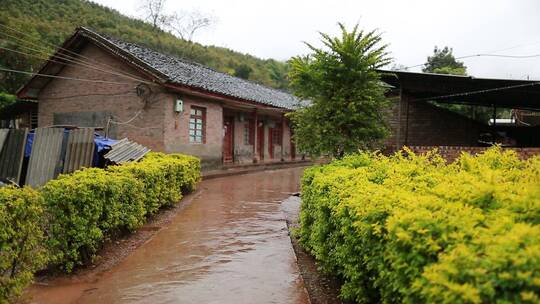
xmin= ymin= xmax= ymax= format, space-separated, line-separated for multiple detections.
xmin=25 ymin=131 xmax=118 ymax=166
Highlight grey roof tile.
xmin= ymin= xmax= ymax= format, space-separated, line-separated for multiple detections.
xmin=84 ymin=28 xmax=299 ymax=110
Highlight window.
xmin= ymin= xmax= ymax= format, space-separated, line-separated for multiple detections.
xmin=271 ymin=128 xmax=282 ymax=145
xmin=243 ymin=119 xmax=254 ymax=145
xmin=189 ymin=106 xmax=205 ymax=143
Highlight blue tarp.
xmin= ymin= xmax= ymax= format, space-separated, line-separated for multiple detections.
xmin=25 ymin=131 xmax=119 ymax=166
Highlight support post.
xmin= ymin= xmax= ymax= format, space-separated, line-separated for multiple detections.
xmin=253 ymin=109 xmax=258 ymax=163
xmin=281 ymin=114 xmax=286 ymax=161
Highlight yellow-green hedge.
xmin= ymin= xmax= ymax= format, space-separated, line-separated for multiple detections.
xmin=298 ymin=147 xmax=540 ymax=303
xmin=0 ymin=187 xmax=47 ymax=303
xmin=43 ymin=152 xmax=201 ymax=272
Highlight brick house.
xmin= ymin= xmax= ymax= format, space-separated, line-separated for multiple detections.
xmin=17 ymin=27 xmax=299 ymax=169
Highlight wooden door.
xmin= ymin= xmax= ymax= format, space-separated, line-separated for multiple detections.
xmin=257 ymin=124 xmax=264 ymax=160
xmin=223 ymin=116 xmax=234 ymax=163
xmin=268 ymin=128 xmax=274 ymax=159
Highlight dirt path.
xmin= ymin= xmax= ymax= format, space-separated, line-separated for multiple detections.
xmin=26 ymin=168 xmax=309 ymax=304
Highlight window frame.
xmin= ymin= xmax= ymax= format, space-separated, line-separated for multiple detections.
xmin=243 ymin=119 xmax=255 ymax=145
xmin=189 ymin=106 xmax=206 ymax=144
xmin=271 ymin=127 xmax=282 ymax=145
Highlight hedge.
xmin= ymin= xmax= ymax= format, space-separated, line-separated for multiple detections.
xmin=1 ymin=152 xmax=201 ymax=302
xmin=298 ymin=147 xmax=540 ymax=303
xmin=0 ymin=187 xmax=47 ymax=303
xmin=44 ymin=152 xmax=201 ymax=272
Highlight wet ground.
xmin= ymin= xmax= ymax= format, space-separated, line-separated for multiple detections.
xmin=27 ymin=167 xmax=309 ymax=304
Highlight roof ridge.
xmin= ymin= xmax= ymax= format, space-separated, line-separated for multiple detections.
xmin=79 ymin=26 xmax=295 ymax=97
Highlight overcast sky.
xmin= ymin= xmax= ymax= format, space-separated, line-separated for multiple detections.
xmin=94 ymin=0 xmax=540 ymax=80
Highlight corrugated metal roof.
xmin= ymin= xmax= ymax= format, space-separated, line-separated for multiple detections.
xmin=26 ymin=128 xmax=66 ymax=188
xmin=0 ymin=129 xmax=28 ymax=184
xmin=63 ymin=128 xmax=95 ymax=173
xmin=104 ymin=138 xmax=150 ymax=164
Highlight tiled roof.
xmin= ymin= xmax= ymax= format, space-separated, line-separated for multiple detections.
xmin=82 ymin=28 xmax=299 ymax=110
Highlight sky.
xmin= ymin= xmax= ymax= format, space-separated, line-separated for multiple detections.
xmin=94 ymin=0 xmax=540 ymax=80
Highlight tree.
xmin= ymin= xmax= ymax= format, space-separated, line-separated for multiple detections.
xmin=422 ymin=46 xmax=466 ymax=75
xmin=138 ymin=0 xmax=168 ymax=31
xmin=138 ymin=0 xmax=214 ymax=43
xmin=233 ymin=63 xmax=253 ymax=79
xmin=287 ymin=23 xmax=392 ymax=157
xmin=166 ymin=10 xmax=214 ymax=44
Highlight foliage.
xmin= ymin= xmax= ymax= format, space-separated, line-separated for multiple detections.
xmin=234 ymin=63 xmax=253 ymax=79
xmin=42 ymin=168 xmax=146 ymax=272
xmin=42 ymin=153 xmax=200 ymax=273
xmin=422 ymin=46 xmax=467 ymax=75
xmin=0 ymin=187 xmax=47 ymax=303
xmin=287 ymin=23 xmax=392 ymax=157
xmin=0 ymin=0 xmax=290 ymax=93
xmin=298 ymin=147 xmax=540 ymax=303
xmin=0 ymin=92 xmax=17 ymax=111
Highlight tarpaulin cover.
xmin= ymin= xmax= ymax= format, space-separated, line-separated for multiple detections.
xmin=25 ymin=131 xmax=119 ymax=165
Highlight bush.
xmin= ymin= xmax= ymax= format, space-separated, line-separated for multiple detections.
xmin=108 ymin=152 xmax=201 ymax=215
xmin=43 ymin=153 xmax=201 ymax=272
xmin=42 ymin=168 xmax=146 ymax=272
xmin=298 ymin=147 xmax=540 ymax=303
xmin=0 ymin=187 xmax=47 ymax=303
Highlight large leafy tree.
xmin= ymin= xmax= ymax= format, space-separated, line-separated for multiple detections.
xmin=422 ymin=46 xmax=466 ymax=75
xmin=287 ymin=23 xmax=392 ymax=157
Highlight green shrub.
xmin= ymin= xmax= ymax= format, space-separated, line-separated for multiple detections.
xmin=298 ymin=147 xmax=540 ymax=303
xmin=42 ymin=168 xmax=145 ymax=272
xmin=0 ymin=187 xmax=47 ymax=303
xmin=108 ymin=152 xmax=201 ymax=215
xmin=42 ymin=153 xmax=201 ymax=272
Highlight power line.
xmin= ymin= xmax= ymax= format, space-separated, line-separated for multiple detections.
xmin=0 ymin=67 xmax=132 ymax=85
xmin=0 ymin=24 xmax=154 ymax=85
xmin=414 ymin=81 xmax=540 ymax=103
xmin=0 ymin=42 xmax=154 ymax=85
xmin=405 ymin=52 xmax=540 ymax=70
xmin=40 ymin=90 xmax=136 ymax=100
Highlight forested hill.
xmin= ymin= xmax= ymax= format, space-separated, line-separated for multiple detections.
xmin=0 ymin=0 xmax=290 ymax=94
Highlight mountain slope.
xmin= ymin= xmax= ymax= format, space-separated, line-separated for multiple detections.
xmin=0 ymin=0 xmax=289 ymax=93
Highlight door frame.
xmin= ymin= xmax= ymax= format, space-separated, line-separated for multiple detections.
xmin=268 ymin=127 xmax=274 ymax=159
xmin=223 ymin=115 xmax=234 ymax=163
xmin=257 ymin=123 xmax=264 ymax=160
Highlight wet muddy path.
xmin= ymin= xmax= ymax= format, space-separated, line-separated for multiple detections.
xmin=27 ymin=167 xmax=309 ymax=304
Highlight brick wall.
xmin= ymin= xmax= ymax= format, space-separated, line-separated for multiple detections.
xmin=401 ymin=146 xmax=540 ymax=162
xmin=163 ymin=95 xmax=223 ymax=169
xmin=38 ymin=43 xmax=169 ymax=151
xmin=386 ymin=93 xmax=490 ymax=149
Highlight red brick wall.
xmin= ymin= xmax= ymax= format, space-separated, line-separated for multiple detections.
xmin=386 ymin=93 xmax=490 ymax=149
xmin=38 ymin=43 xmax=169 ymax=151
xmin=403 ymin=146 xmax=540 ymax=162
xmin=163 ymin=95 xmax=223 ymax=168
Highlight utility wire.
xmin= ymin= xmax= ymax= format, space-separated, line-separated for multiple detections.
xmin=40 ymin=90 xmax=136 ymax=100
xmin=402 ymin=39 xmax=540 ymax=70
xmin=0 ymin=42 xmax=154 ymax=85
xmin=0 ymin=24 xmax=154 ymax=85
xmin=414 ymin=81 xmax=540 ymax=103
xmin=0 ymin=67 xmax=132 ymax=85
xmin=0 ymin=23 xmax=145 ymax=79
xmin=0 ymin=31 xmax=152 ymax=85
xmin=405 ymin=53 xmax=540 ymax=70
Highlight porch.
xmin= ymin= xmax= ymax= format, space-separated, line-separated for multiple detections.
xmin=221 ymin=107 xmax=298 ymax=166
